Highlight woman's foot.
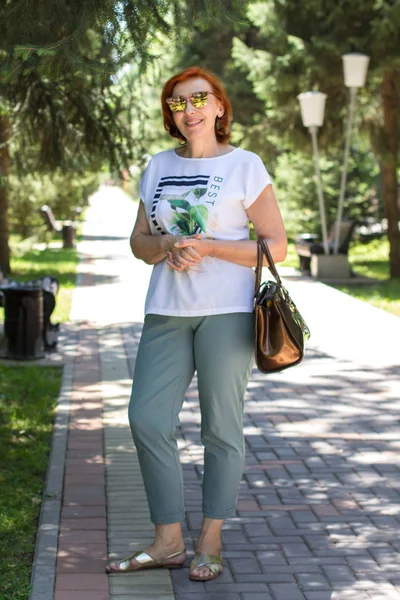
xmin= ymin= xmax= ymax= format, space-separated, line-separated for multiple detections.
xmin=106 ymin=540 xmax=186 ymax=572
xmin=190 ymin=541 xmax=222 ymax=580
xmin=190 ymin=541 xmax=222 ymax=579
xmin=107 ymin=522 xmax=186 ymax=573
xmin=191 ymin=517 xmax=223 ymax=580
xmin=189 ymin=556 xmax=222 ymax=582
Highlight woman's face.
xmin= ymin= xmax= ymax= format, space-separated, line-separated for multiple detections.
xmin=170 ymin=77 xmax=224 ymax=143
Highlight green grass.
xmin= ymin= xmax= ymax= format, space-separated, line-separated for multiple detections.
xmin=0 ymin=241 xmax=78 ymax=597
xmin=1 ymin=244 xmax=79 ymax=323
xmin=334 ymin=239 xmax=400 ymax=317
xmin=281 ymin=238 xmax=400 ymax=317
xmin=0 ymin=365 xmax=62 ymax=600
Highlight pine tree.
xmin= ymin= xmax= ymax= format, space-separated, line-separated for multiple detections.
xmin=178 ymin=0 xmax=265 ymax=128
xmin=0 ymin=0 xmax=210 ymax=274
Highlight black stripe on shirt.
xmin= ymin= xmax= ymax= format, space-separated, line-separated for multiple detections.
xmin=158 ymin=179 xmax=209 ymax=188
xmin=160 ymin=175 xmax=209 ymax=181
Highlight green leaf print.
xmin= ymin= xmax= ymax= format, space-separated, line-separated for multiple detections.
xmin=171 ymin=212 xmax=192 ymax=235
xmin=168 ymin=199 xmax=191 ymax=211
xmin=165 ymin=186 xmax=209 ymax=235
xmin=192 ymin=187 xmax=207 ymax=201
xmin=189 ymin=204 xmax=208 ymax=232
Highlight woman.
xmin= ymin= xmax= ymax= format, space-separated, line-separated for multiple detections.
xmin=106 ymin=66 xmax=287 ymax=581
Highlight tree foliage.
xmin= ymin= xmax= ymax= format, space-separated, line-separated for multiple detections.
xmin=0 ymin=0 xmax=218 ymax=273
xmin=232 ymin=0 xmax=400 ymax=276
xmin=1 ymin=0 xmax=399 ymax=278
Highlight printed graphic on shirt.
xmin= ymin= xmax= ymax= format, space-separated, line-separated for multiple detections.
xmin=151 ymin=175 xmax=211 ymax=236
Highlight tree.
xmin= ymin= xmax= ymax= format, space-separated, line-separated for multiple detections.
xmin=178 ymin=0 xmax=265 ymax=129
xmin=0 ymin=0 xmax=215 ymax=274
xmin=233 ymin=0 xmax=400 ymax=277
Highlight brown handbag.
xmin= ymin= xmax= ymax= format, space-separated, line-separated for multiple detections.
xmin=254 ymin=238 xmax=310 ymax=373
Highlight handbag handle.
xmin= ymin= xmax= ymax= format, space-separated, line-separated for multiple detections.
xmin=254 ymin=238 xmax=283 ymax=296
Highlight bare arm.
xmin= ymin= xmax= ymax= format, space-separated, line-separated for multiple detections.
xmin=130 ymin=201 xmax=175 ymax=265
xmin=170 ymin=184 xmax=287 ymax=270
xmin=130 ymin=200 xmax=203 ymax=266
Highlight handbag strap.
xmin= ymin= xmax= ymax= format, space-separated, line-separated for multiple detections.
xmin=254 ymin=238 xmax=283 ymax=297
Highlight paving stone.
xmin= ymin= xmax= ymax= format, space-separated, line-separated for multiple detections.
xmin=241 ymin=594 xmax=273 ymax=600
xmin=257 ymin=550 xmax=287 ymax=566
xmin=205 ymin=582 xmax=270 ymax=593
xmin=269 ymin=582 xmax=307 ymax=599
xmin=291 ymin=510 xmax=319 ymax=523
xmin=235 ymin=573 xmax=295 ymax=583
xmin=175 ymin=595 xmax=240 ymax=600
xmin=109 ymin=582 xmax=173 ymax=594
xmin=323 ymin=565 xmax=359 ymax=584
xmin=55 ymin=573 xmax=109 ymax=590
xmin=30 ymin=593 xmax=57 ymax=600
xmin=60 ymin=517 xmax=107 ymax=530
xmin=243 ymin=523 xmax=272 ymax=537
xmin=304 ymin=593 xmax=335 ymax=600
xmin=330 ymin=592 xmax=370 ymax=600
xmin=296 ymin=573 xmax=331 ymax=590
xmin=106 ymin=596 xmax=173 ymax=600
xmin=229 ymin=558 xmax=262 ymax=574
xmin=282 ymin=542 xmax=313 ymax=558
xmin=54 ymin=592 xmax=109 ymax=600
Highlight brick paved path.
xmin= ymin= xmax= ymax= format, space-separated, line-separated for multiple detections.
xmin=30 ymin=186 xmax=400 ymax=600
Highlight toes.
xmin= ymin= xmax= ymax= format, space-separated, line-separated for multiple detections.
xmin=192 ymin=566 xmax=212 ymax=578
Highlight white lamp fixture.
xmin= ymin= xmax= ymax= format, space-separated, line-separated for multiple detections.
xmin=342 ymin=53 xmax=370 ymax=88
xmin=297 ymin=91 xmax=327 ymax=127
xmin=333 ymin=52 xmax=370 ymax=254
xmin=297 ymin=91 xmax=329 ymax=255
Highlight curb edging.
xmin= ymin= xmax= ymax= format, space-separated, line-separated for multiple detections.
xmin=29 ymin=325 xmax=78 ymax=600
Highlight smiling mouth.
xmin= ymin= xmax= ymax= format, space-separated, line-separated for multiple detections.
xmin=185 ymin=120 xmax=202 ymax=127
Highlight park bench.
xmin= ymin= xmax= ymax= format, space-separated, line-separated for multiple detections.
xmin=0 ymin=271 xmax=60 ymax=355
xmin=40 ymin=204 xmax=80 ymax=248
xmin=356 ymin=217 xmax=388 ymax=242
xmin=295 ymin=220 xmax=357 ymax=274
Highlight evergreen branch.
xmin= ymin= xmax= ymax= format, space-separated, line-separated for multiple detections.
xmin=3 ymin=59 xmax=25 ymax=83
xmin=13 ymin=18 xmax=86 ymax=55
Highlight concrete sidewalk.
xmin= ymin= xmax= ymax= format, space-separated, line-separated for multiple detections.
xmin=31 ymin=186 xmax=400 ymax=600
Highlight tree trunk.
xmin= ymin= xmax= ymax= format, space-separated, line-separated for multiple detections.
xmin=381 ymin=69 xmax=400 ymax=278
xmin=0 ymin=115 xmax=11 ymax=275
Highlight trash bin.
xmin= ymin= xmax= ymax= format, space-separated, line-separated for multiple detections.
xmin=2 ymin=284 xmax=44 ymax=360
xmin=62 ymin=221 xmax=76 ymax=248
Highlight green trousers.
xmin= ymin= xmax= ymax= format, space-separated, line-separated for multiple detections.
xmin=128 ymin=312 xmax=254 ymax=524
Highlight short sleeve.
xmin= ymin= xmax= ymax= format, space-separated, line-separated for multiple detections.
xmin=139 ymin=156 xmax=154 ymax=202
xmin=242 ymin=154 xmax=273 ymax=209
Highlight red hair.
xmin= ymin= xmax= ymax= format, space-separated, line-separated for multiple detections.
xmin=161 ymin=66 xmax=233 ymax=144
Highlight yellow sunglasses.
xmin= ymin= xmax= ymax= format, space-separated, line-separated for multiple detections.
xmin=166 ymin=90 xmax=218 ymax=112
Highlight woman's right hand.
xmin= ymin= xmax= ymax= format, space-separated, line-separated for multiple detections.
xmin=165 ymin=234 xmax=203 ymax=271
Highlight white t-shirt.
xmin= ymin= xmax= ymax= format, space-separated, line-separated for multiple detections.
xmin=140 ymin=147 xmax=272 ymax=317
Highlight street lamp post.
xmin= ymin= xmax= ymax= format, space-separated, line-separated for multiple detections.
xmin=333 ymin=53 xmax=370 ymax=254
xmin=297 ymin=91 xmax=329 ymax=255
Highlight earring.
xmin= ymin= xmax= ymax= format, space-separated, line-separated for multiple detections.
xmin=216 ymin=116 xmax=221 ymax=130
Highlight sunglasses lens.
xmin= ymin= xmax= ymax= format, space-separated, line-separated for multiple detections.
xmin=167 ymin=91 xmax=211 ymax=112
xmin=167 ymin=96 xmax=186 ymax=112
xmin=190 ymin=91 xmax=208 ymax=108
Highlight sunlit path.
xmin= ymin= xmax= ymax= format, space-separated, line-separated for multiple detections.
xmin=30 ymin=185 xmax=400 ymax=600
